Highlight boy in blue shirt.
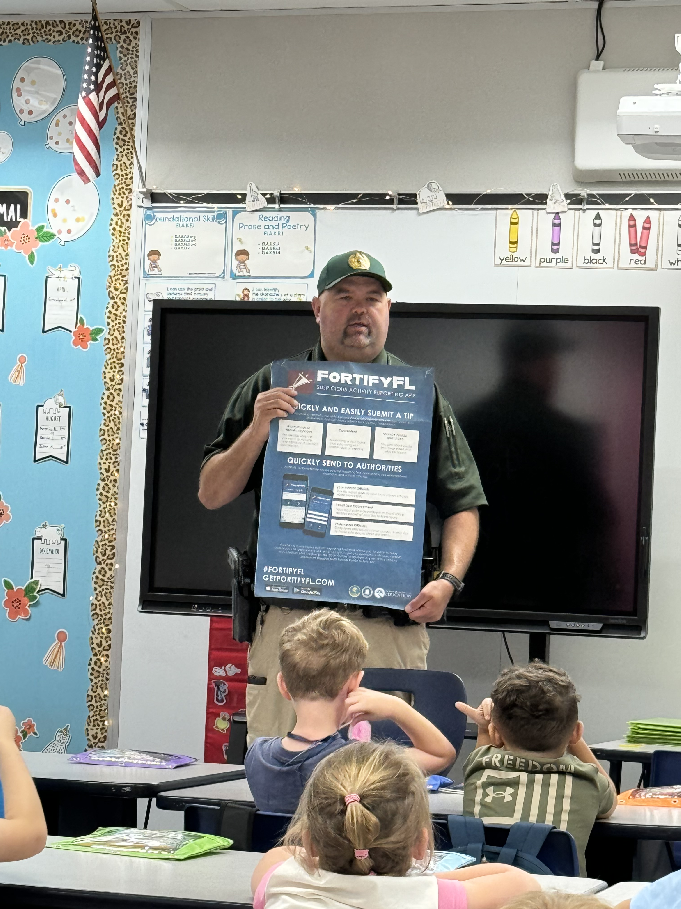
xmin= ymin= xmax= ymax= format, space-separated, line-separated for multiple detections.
xmin=245 ymin=608 xmax=456 ymax=814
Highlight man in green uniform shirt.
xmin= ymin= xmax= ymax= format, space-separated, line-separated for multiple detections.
xmin=199 ymin=250 xmax=487 ymax=741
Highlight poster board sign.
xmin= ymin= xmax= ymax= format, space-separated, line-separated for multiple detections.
xmin=142 ymin=210 xmax=228 ymax=278
xmin=231 ymin=211 xmax=315 ymax=278
xmin=34 ymin=391 xmax=71 ymax=464
xmin=43 ymin=265 xmax=80 ymax=332
xmin=254 ymin=360 xmax=434 ymax=610
xmin=31 ymin=523 xmax=68 ymax=597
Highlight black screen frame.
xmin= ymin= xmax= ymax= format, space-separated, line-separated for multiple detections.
xmin=140 ymin=300 xmax=659 ymax=640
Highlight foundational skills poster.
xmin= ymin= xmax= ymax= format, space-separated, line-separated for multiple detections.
xmin=254 ymin=360 xmax=434 ymax=609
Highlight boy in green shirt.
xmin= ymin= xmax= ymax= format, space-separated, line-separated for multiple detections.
xmin=456 ymin=663 xmax=616 ymax=875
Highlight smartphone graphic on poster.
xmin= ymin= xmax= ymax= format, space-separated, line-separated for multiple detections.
xmin=280 ymin=474 xmax=308 ymax=529
xmin=304 ymin=487 xmax=333 ymax=538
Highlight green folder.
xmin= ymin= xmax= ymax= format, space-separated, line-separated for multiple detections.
xmin=626 ymin=718 xmax=681 ymax=745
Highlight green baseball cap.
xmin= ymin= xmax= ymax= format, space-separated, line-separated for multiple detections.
xmin=317 ymin=250 xmax=392 ymax=295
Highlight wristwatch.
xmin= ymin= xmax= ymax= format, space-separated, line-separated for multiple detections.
xmin=437 ymin=572 xmax=465 ymax=597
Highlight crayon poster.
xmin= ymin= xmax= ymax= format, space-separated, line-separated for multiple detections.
xmin=231 ymin=211 xmax=315 ymax=279
xmin=617 ymin=210 xmax=660 ymax=270
xmin=254 ymin=360 xmax=433 ymax=610
xmin=142 ymin=209 xmax=228 ymax=278
xmin=493 ymin=209 xmax=534 ymax=266
xmin=575 ymin=210 xmax=618 ymax=269
xmin=534 ymin=211 xmax=576 ymax=268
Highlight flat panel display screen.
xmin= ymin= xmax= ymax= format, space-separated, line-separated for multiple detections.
xmin=141 ymin=303 xmax=658 ymax=636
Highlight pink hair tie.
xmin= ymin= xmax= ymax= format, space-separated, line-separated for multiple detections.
xmin=354 ymin=849 xmax=369 ymax=859
xmin=344 ymin=793 xmax=361 ymax=806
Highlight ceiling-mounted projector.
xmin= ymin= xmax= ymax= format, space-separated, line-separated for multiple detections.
xmin=617 ymin=34 xmax=681 ymax=161
xmin=618 ymin=96 xmax=681 ymax=160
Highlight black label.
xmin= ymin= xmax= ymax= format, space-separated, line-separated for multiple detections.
xmin=0 ymin=188 xmax=32 ymax=230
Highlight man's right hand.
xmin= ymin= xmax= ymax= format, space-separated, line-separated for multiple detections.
xmin=250 ymin=387 xmax=298 ymax=444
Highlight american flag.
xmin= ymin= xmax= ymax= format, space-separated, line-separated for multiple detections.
xmin=74 ymin=13 xmax=119 ymax=184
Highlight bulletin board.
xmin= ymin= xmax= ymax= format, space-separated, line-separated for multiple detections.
xmin=0 ymin=20 xmax=138 ymax=752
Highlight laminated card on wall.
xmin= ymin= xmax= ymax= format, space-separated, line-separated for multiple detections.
xmin=575 ymin=210 xmax=617 ymax=269
xmin=534 ymin=211 xmax=575 ymax=268
xmin=254 ymin=360 xmax=434 ymax=610
xmin=231 ymin=211 xmax=315 ymax=279
xmin=494 ymin=210 xmax=534 ymax=266
xmin=617 ymin=210 xmax=660 ymax=270
xmin=142 ymin=210 xmax=228 ymax=278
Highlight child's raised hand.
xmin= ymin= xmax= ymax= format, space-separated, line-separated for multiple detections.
xmin=456 ymin=698 xmax=493 ymax=730
xmin=0 ymin=705 xmax=18 ymax=746
xmin=343 ymin=687 xmax=399 ymax=725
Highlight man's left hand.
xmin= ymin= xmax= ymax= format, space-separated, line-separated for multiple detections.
xmin=405 ymin=579 xmax=453 ymax=624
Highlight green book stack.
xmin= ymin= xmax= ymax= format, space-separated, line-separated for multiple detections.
xmin=626 ymin=718 xmax=681 ymax=745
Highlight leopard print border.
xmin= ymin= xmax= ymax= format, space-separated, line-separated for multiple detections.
xmin=0 ymin=19 xmax=140 ymax=748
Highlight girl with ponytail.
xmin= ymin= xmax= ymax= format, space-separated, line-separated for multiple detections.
xmin=251 ymin=741 xmax=538 ymax=909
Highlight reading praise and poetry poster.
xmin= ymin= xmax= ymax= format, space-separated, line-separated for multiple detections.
xmin=255 ymin=360 xmax=434 ymax=610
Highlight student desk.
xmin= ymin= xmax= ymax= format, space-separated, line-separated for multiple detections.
xmin=599 ymin=881 xmax=648 ymax=905
xmin=0 ymin=837 xmax=260 ymax=909
xmin=157 ymin=777 xmax=681 ymax=843
xmin=22 ymin=753 xmax=246 ymax=837
xmin=591 ymin=739 xmax=681 ymax=792
xmin=0 ymin=838 xmax=608 ymax=909
xmin=156 ymin=779 xmax=466 ymax=816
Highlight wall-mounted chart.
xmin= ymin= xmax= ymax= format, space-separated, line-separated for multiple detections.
xmin=143 ymin=210 xmax=228 ymax=278
xmin=617 ymin=210 xmax=660 ymax=270
xmin=34 ymin=391 xmax=71 ymax=464
xmin=231 ymin=211 xmax=315 ymax=278
xmin=43 ymin=264 xmax=80 ymax=332
xmin=494 ymin=209 xmax=534 ymax=267
xmin=31 ymin=523 xmax=68 ymax=597
xmin=534 ymin=210 xmax=576 ymax=268
xmin=575 ymin=210 xmax=618 ymax=269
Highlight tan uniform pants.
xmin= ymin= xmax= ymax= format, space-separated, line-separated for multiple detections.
xmin=246 ymin=605 xmax=430 ymax=745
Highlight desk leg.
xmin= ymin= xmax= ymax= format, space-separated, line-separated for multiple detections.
xmin=607 ymin=759 xmax=623 ymax=794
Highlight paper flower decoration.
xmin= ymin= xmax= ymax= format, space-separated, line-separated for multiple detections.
xmin=72 ymin=316 xmax=104 ymax=350
xmin=0 ymin=494 xmax=11 ymax=527
xmin=15 ymin=717 xmax=39 ymax=750
xmin=43 ymin=629 xmax=68 ymax=671
xmin=0 ymin=220 xmax=55 ymax=266
xmin=2 ymin=578 xmax=40 ymax=622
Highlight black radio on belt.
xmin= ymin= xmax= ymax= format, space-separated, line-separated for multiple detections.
xmin=227 ymin=547 xmax=257 ymax=644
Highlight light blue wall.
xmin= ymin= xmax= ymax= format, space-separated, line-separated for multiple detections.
xmin=0 ymin=41 xmax=116 ymax=754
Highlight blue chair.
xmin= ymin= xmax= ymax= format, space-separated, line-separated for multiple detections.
xmin=184 ymin=801 xmax=292 ymax=852
xmin=361 ymin=668 xmax=467 ymax=758
xmin=443 ymin=815 xmax=580 ymax=877
xmin=649 ymin=750 xmax=681 ymax=868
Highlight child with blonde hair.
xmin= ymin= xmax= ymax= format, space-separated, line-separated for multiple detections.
xmin=251 ymin=741 xmax=538 ymax=909
xmin=246 ymin=609 xmax=456 ymax=814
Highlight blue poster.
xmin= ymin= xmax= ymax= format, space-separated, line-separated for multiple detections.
xmin=255 ymin=360 xmax=434 ymax=610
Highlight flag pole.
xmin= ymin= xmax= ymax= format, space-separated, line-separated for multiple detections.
xmin=91 ymin=0 xmax=146 ymax=190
